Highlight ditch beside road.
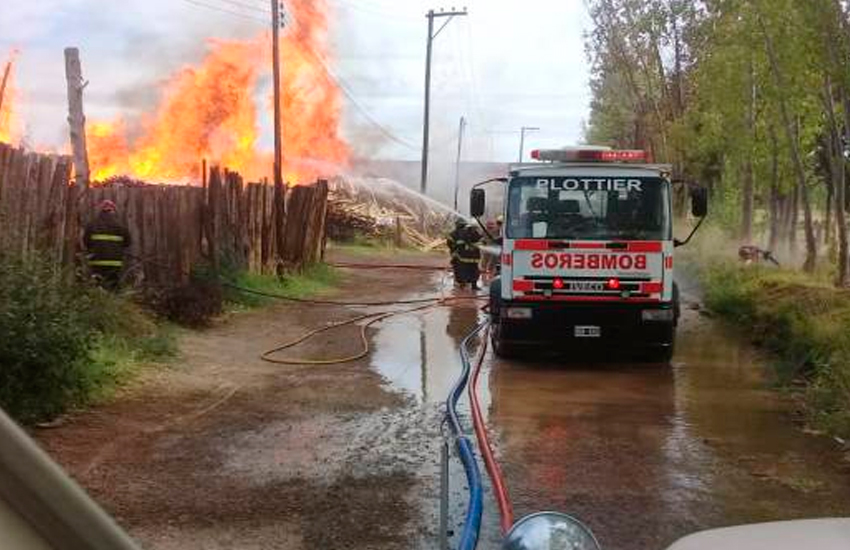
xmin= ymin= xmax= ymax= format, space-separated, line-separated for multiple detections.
xmin=36 ymin=252 xmax=850 ymax=550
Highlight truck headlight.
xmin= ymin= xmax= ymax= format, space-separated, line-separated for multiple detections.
xmin=642 ymin=309 xmax=674 ymax=322
xmin=505 ymin=307 xmax=533 ymax=320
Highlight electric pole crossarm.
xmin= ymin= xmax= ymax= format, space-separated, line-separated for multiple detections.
xmin=431 ymin=10 xmax=467 ymax=38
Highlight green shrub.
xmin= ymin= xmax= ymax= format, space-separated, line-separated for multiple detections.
xmin=700 ymin=262 xmax=850 ymax=437
xmin=0 ymin=253 xmax=174 ymax=423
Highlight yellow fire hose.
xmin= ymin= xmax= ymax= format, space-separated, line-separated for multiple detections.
xmin=260 ymin=296 xmax=485 ymax=365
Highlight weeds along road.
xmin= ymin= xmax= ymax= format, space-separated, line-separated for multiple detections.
xmin=36 ymin=251 xmax=850 ymax=550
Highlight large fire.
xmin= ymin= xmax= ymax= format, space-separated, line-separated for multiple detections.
xmin=88 ymin=0 xmax=349 ymax=184
xmin=0 ymin=55 xmax=18 ymax=144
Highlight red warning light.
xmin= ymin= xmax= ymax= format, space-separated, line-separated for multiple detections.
xmin=607 ymin=278 xmax=621 ymax=290
xmin=553 ymin=278 xmax=565 ymax=290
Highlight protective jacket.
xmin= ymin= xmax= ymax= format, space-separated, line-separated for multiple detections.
xmin=447 ymin=226 xmax=481 ymax=264
xmin=83 ymin=213 xmax=131 ymax=269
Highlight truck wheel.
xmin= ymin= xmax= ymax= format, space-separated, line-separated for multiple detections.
xmin=673 ymin=282 xmax=681 ymax=326
xmin=488 ymin=278 xmax=501 ymax=319
xmin=491 ymin=323 xmax=516 ymax=359
xmin=644 ymin=346 xmax=674 ymax=364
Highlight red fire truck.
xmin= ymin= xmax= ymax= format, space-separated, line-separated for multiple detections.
xmin=470 ymin=146 xmax=707 ymax=361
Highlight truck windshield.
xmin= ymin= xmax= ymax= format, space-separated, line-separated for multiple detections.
xmin=506 ymin=176 xmax=671 ymax=241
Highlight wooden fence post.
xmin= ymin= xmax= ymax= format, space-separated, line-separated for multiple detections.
xmin=64 ymin=48 xmax=90 ymax=188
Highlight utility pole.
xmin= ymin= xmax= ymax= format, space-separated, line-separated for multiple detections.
xmin=518 ymin=126 xmax=540 ymax=163
xmin=453 ymin=116 xmax=466 ymax=212
xmin=64 ymin=48 xmax=90 ymax=188
xmin=420 ymin=7 xmax=468 ymax=195
xmin=271 ymin=0 xmax=284 ymax=188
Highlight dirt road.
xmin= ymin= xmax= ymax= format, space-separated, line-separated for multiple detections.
xmin=37 ymin=253 xmax=850 ymax=550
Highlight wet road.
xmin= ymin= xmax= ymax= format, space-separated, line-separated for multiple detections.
xmin=370 ymin=275 xmax=850 ymax=550
xmin=37 ymin=259 xmax=850 ymax=550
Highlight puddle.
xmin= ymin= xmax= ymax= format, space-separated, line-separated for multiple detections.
xmin=369 ymin=273 xmax=485 ymax=404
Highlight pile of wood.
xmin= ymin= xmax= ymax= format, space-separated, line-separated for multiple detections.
xmin=95 ymin=175 xmax=160 ymax=188
xmin=327 ymin=176 xmax=454 ymax=249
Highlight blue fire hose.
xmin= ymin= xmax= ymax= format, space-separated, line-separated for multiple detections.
xmin=445 ymin=321 xmax=489 ymax=550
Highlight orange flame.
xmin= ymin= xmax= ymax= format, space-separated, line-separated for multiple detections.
xmin=88 ymin=0 xmax=349 ymax=185
xmin=279 ymin=0 xmax=349 ymax=181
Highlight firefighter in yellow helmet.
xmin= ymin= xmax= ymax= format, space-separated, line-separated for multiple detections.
xmin=83 ymin=200 xmax=132 ymax=290
xmin=447 ymin=218 xmax=482 ymax=289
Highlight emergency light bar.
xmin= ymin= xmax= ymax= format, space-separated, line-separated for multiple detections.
xmin=530 ymin=147 xmax=649 ymax=163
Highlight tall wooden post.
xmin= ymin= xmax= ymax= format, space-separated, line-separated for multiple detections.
xmin=271 ymin=0 xmax=284 ymax=189
xmin=0 ymin=60 xmax=11 ymax=119
xmin=64 ymin=48 xmax=90 ymax=188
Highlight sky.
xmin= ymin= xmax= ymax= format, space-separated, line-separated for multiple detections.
xmin=0 ymin=0 xmax=592 ymax=163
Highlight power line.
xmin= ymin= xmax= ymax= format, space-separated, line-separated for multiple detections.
xmin=282 ymin=13 xmax=421 ymax=151
xmin=329 ymin=0 xmax=416 ymax=21
xmin=211 ymin=0 xmax=271 ymax=14
xmin=303 ymin=49 xmax=421 ymax=151
xmin=461 ymin=18 xmax=491 ymax=134
xmin=178 ymin=0 xmax=267 ymax=23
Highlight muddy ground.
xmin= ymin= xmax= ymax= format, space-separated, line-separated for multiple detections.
xmin=37 ymin=250 xmax=850 ymax=550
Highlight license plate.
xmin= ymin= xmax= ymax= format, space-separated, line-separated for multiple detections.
xmin=574 ymin=325 xmax=601 ymax=338
xmin=567 ymin=281 xmax=605 ymax=292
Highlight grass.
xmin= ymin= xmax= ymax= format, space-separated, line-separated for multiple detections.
xmin=225 ymin=263 xmax=341 ymax=308
xmin=699 ymin=260 xmax=850 ymax=437
xmin=61 ymin=290 xmax=178 ymax=411
xmin=328 ymin=230 xmax=446 ymax=255
xmin=327 ymin=237 xmax=412 ymax=257
xmin=84 ymin=325 xmax=177 ymax=402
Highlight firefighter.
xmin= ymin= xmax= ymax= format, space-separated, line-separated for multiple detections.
xmin=83 ymin=200 xmax=132 ymax=290
xmin=447 ymin=218 xmax=482 ymax=289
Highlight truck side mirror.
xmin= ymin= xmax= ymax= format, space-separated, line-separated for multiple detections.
xmin=691 ymin=187 xmax=708 ymax=218
xmin=470 ymin=189 xmax=486 ymax=218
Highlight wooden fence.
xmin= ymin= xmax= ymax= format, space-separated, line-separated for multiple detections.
xmin=0 ymin=143 xmax=330 ymax=285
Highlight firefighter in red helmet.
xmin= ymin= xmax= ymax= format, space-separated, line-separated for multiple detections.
xmin=83 ymin=200 xmax=131 ymax=290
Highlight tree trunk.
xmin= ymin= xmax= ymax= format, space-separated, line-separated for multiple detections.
xmin=742 ymin=162 xmax=754 ymax=243
xmin=825 ymin=176 xmax=834 ymax=247
xmin=837 ymin=86 xmax=850 ymax=286
xmin=790 ymin=184 xmax=799 ymax=257
xmin=768 ymin=128 xmax=781 ymax=252
xmin=741 ymin=55 xmax=757 ymax=243
xmin=756 ymin=9 xmax=817 ymax=271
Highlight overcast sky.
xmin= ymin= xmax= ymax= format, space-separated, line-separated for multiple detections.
xmin=0 ymin=0 xmax=592 ymax=163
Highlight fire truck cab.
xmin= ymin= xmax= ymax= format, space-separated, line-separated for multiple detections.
xmin=471 ymin=146 xmax=707 ymax=362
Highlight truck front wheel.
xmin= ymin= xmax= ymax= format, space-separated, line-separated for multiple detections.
xmin=643 ymin=345 xmax=674 ymax=364
xmin=488 ymin=278 xmax=516 ymax=358
xmin=491 ymin=321 xmax=517 ymax=359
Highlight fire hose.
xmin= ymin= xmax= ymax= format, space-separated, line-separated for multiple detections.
xmin=220 ymin=266 xmax=488 ymax=365
xmin=258 ymin=297 xmax=481 ymax=365
xmin=467 ymin=323 xmax=515 ymax=535
xmin=446 ymin=321 xmax=489 ymax=550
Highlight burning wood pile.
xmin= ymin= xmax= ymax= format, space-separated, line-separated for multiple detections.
xmin=327 ymin=177 xmax=455 ymax=250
